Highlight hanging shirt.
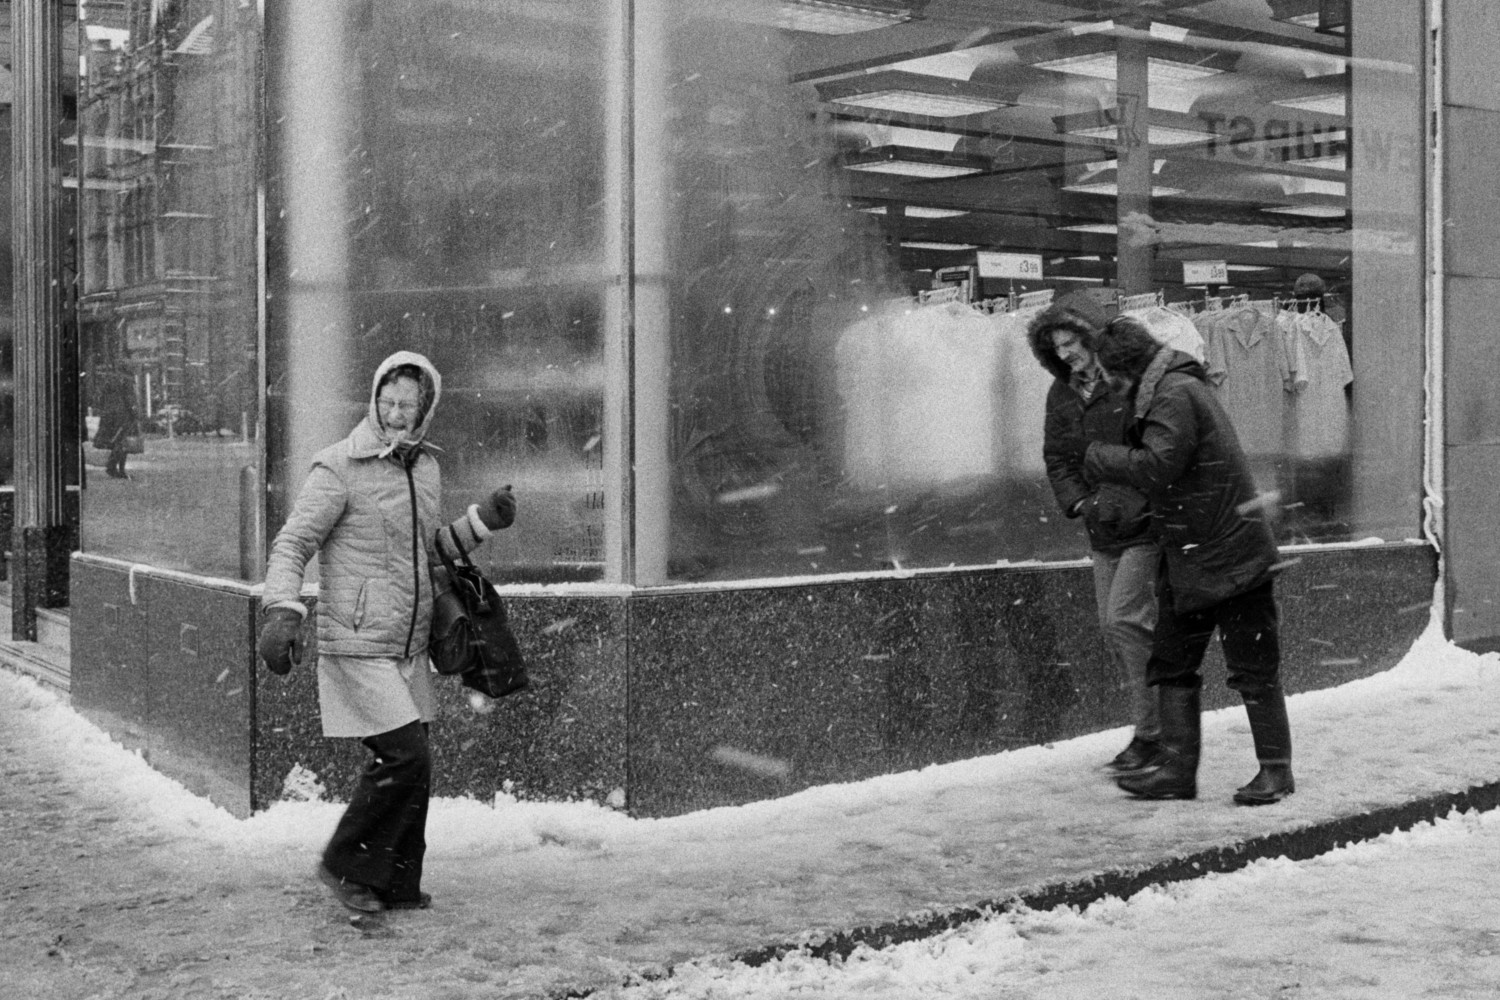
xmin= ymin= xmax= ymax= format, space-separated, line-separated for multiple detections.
xmin=988 ymin=305 xmax=1054 ymax=479
xmin=1203 ymin=301 xmax=1295 ymax=456
xmin=1283 ymin=310 xmax=1353 ymax=458
xmin=835 ymin=301 xmax=1003 ymax=489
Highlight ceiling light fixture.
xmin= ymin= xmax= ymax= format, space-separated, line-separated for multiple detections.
xmin=1261 ymin=195 xmax=1346 ymax=218
xmin=1266 ymin=0 xmax=1347 ymax=35
xmin=739 ymin=0 xmax=914 ymax=35
xmin=1063 ymin=180 xmax=1186 ymax=197
xmin=1063 ymin=158 xmax=1184 ymax=197
xmin=1019 ymin=28 xmax=1238 ymax=87
xmin=1262 ymin=204 xmax=1346 ymax=218
xmin=1054 ymin=107 xmax=1219 ymax=147
xmin=901 ymin=241 xmax=979 ymax=251
xmin=860 ymin=204 xmax=971 ymax=218
xmin=1272 ymin=93 xmax=1346 ymax=116
xmin=843 ymin=146 xmax=988 ymax=178
xmin=819 ymin=70 xmax=1013 ymax=118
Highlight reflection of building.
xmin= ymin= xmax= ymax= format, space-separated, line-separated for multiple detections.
xmin=76 ymin=0 xmax=257 ymax=436
xmin=0 ymin=1 xmax=1496 ymax=821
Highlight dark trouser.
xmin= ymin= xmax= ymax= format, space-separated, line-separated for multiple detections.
xmin=322 ymin=719 xmax=430 ymax=902
xmin=1146 ymin=579 xmax=1282 ymax=697
xmin=106 ymin=446 xmax=127 ymax=476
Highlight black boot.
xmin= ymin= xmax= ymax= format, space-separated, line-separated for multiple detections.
xmin=1104 ymin=735 xmax=1164 ymax=775
xmin=1117 ymin=685 xmax=1199 ymax=800
xmin=1234 ymin=688 xmax=1295 ymax=806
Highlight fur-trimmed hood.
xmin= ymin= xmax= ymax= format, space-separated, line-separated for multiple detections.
xmin=1026 ymin=290 xmax=1111 ymax=382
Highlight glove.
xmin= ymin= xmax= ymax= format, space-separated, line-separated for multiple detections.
xmin=477 ymin=485 xmax=516 ymax=531
xmin=257 ymin=608 xmax=304 ymax=676
xmin=1069 ymin=494 xmax=1097 ymax=519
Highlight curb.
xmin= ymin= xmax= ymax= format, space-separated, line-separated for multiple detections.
xmin=557 ymin=778 xmax=1500 ymax=998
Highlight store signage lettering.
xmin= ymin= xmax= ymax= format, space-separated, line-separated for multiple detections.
xmin=1192 ymin=114 xmax=1419 ymax=174
xmin=1183 ymin=261 xmax=1228 ymax=286
xmin=976 ymin=251 xmax=1043 ymax=280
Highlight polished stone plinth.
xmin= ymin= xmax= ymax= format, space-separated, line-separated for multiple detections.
xmin=70 ymin=544 xmax=1436 ymax=819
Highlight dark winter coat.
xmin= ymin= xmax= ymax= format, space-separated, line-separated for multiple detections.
xmin=1084 ymin=348 xmax=1279 ymax=612
xmin=1028 ymin=293 xmax=1152 ymax=555
xmin=93 ymin=376 xmax=138 ymax=450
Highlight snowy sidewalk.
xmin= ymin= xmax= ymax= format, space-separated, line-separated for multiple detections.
xmin=5 ymin=612 xmax=1500 ymax=1000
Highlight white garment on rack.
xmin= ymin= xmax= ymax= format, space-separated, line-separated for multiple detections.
xmin=834 ymin=301 xmax=1003 ymax=489
xmin=1201 ymin=301 xmax=1294 ymax=456
xmin=1281 ymin=310 xmax=1352 ymax=458
xmin=987 ymin=306 xmax=1053 ymax=479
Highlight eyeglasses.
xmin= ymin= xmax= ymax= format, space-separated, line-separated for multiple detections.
xmin=376 ymin=397 xmax=420 ymax=414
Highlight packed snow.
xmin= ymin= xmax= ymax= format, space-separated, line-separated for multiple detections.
xmin=6 ymin=603 xmax=1500 ymax=998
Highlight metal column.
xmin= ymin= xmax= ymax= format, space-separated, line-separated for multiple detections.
xmin=11 ymin=0 xmax=71 ymax=638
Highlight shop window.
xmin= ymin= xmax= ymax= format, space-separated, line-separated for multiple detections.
xmin=645 ymin=0 xmax=1424 ymax=582
xmin=265 ymin=0 xmax=612 ymax=584
xmin=78 ymin=1 xmax=262 ymax=580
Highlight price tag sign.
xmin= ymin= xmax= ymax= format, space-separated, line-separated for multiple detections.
xmin=977 ymin=251 xmax=1044 ymax=281
xmin=1182 ymin=260 xmax=1228 ymax=285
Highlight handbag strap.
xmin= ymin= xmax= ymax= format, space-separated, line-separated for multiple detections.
xmin=436 ymin=523 xmax=490 ymax=611
xmin=436 ymin=522 xmax=481 ymax=573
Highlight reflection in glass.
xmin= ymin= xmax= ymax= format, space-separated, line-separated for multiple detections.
xmin=267 ymin=0 xmax=610 ymax=584
xmin=652 ymin=0 xmax=1422 ymax=583
xmin=78 ymin=1 xmax=261 ymax=579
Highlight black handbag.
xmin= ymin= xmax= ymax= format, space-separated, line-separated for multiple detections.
xmin=429 ymin=524 xmax=529 ymax=698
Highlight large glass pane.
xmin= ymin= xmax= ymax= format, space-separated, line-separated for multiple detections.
xmin=647 ymin=0 xmax=1422 ymax=583
xmin=266 ymin=0 xmax=611 ymax=585
xmin=77 ymin=0 xmax=261 ymax=579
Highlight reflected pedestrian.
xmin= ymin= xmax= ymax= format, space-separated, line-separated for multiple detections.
xmin=95 ymin=367 xmax=139 ymax=480
xmin=257 ymin=351 xmax=518 ymax=913
xmin=1060 ymin=316 xmax=1294 ymax=805
xmin=1028 ymin=292 xmax=1162 ymax=775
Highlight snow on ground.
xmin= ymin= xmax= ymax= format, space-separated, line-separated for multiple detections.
xmin=6 ymin=606 xmax=1500 ymax=998
xmin=610 ymin=806 xmax=1500 ymax=999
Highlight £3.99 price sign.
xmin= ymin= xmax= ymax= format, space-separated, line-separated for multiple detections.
xmin=977 ymin=251 xmax=1044 ymax=281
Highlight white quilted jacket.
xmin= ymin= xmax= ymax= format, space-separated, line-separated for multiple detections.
xmin=262 ymin=352 xmax=448 ymax=659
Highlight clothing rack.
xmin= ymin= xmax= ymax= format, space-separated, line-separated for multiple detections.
xmin=1117 ymin=290 xmax=1163 ymax=312
xmin=916 ymin=284 xmax=967 ymax=306
xmin=1014 ymin=288 xmax=1055 ymax=311
xmin=1273 ymin=295 xmax=1324 ymax=313
xmin=972 ymin=287 xmax=1055 ymax=314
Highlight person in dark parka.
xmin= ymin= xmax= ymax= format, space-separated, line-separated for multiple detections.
xmin=1028 ymin=292 xmax=1163 ymax=774
xmin=94 ymin=369 xmax=139 ymax=479
xmin=1060 ymin=315 xmax=1294 ymax=805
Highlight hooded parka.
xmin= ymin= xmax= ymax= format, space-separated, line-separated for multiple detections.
xmin=1084 ymin=348 xmax=1279 ymax=613
xmin=1028 ymin=292 xmax=1153 ymax=555
xmin=262 ymin=351 xmax=449 ymax=736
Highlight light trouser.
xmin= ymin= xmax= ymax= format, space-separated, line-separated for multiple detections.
xmin=1091 ymin=543 xmax=1161 ymax=742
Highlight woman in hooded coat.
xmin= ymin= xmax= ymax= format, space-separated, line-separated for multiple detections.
xmin=257 ymin=350 xmax=517 ymax=913
xmin=1028 ymin=291 xmax=1162 ymax=775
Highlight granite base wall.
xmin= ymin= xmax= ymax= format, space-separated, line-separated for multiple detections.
xmin=69 ymin=544 xmax=1436 ymax=819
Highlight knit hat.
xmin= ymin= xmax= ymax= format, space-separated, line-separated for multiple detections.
xmin=1292 ymin=273 xmax=1326 ymax=298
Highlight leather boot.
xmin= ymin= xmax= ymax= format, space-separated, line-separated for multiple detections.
xmin=1104 ymin=735 xmax=1165 ymax=775
xmin=1234 ymin=688 xmax=1295 ymax=805
xmin=1117 ymin=685 xmax=1199 ymax=800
